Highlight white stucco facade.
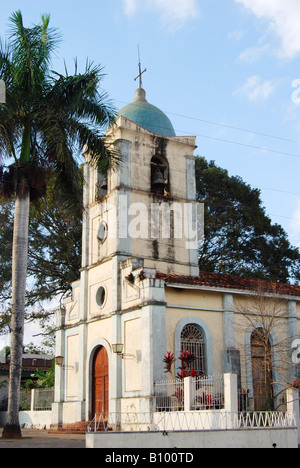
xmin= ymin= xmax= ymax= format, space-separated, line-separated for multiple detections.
xmin=52 ymin=89 xmax=300 ymax=427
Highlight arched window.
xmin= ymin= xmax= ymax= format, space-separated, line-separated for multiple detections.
xmin=180 ymin=323 xmax=206 ymax=376
xmin=251 ymin=328 xmax=274 ymax=410
xmin=150 ymin=156 xmax=169 ymax=195
xmin=95 ymin=172 xmax=108 ymax=200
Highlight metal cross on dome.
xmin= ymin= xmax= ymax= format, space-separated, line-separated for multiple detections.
xmin=134 ymin=46 xmax=147 ymax=89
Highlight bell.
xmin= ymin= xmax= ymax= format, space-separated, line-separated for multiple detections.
xmin=152 ymin=171 xmax=165 ymax=187
xmin=101 ymin=178 xmax=108 ymax=191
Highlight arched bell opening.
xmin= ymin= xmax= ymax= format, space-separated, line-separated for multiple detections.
xmin=150 ymin=156 xmax=170 ymax=196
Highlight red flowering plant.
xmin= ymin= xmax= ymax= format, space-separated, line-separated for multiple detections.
xmin=177 ymin=349 xmax=198 ymax=379
xmin=172 ymin=385 xmax=184 ymax=410
xmin=176 ymin=368 xmax=187 ymax=380
xmin=198 ymin=392 xmax=212 ymax=409
xmin=163 ymin=352 xmax=175 ymax=374
xmin=163 ymin=349 xmax=199 ymax=379
xmin=176 ymin=367 xmax=198 ymax=380
xmin=179 ymin=349 xmax=195 ymax=368
xmin=292 ymin=379 xmax=299 ymax=389
xmin=189 ymin=368 xmax=198 ymax=378
xmin=196 ymin=392 xmax=224 ymax=410
xmin=173 ymin=387 xmax=184 ymax=400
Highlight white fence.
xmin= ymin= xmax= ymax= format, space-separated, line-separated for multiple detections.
xmin=19 ymin=388 xmax=54 ymax=411
xmin=87 ymin=410 xmax=296 ymax=433
xmin=154 ymin=379 xmax=184 ymax=412
xmin=192 ymin=375 xmax=224 ymax=410
xmin=0 ymin=389 xmax=54 ymax=430
xmin=154 ymin=410 xmax=296 ymax=432
xmin=88 ymin=374 xmax=299 ymax=438
xmin=154 ymin=375 xmax=225 ymax=412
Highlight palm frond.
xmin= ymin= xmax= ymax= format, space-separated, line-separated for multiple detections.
xmin=0 ymin=106 xmax=21 ymax=162
xmin=8 ymin=10 xmax=60 ymax=100
xmin=1 ymin=11 xmax=119 ymax=195
xmin=49 ymin=62 xmax=116 ymax=125
xmin=0 ymin=39 xmax=13 ymax=86
xmin=34 ymin=61 xmax=120 ymax=173
xmin=68 ymin=118 xmax=120 ymax=172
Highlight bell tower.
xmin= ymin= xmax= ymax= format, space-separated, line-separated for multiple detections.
xmin=53 ymin=85 xmax=200 ymax=427
xmin=83 ymin=87 xmax=199 ymax=277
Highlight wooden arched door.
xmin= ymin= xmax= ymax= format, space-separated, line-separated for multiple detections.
xmin=251 ymin=329 xmax=273 ymax=411
xmin=92 ymin=346 xmax=109 ymax=416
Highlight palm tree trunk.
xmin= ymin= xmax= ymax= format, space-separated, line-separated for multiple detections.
xmin=2 ymin=176 xmax=30 ymax=439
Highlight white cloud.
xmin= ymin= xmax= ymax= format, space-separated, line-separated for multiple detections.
xmin=228 ymin=29 xmax=246 ymax=41
xmin=238 ymin=43 xmax=270 ymax=63
xmin=123 ymin=0 xmax=138 ymax=16
xmin=122 ymin=0 xmax=199 ymax=30
xmin=235 ymin=0 xmax=300 ymax=59
xmin=233 ymin=75 xmax=278 ymax=102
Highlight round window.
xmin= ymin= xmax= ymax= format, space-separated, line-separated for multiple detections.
xmin=96 ymin=286 xmax=106 ymax=308
xmin=97 ymin=221 xmax=108 ymax=243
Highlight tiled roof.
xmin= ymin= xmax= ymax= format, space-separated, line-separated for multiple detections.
xmin=0 ymin=363 xmax=51 ymax=373
xmin=156 ymin=271 xmax=300 ymax=297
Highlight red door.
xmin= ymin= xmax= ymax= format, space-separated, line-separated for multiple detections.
xmin=92 ymin=347 xmax=109 ymax=416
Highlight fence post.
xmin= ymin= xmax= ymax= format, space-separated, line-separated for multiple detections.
xmin=223 ymin=373 xmax=238 ymax=430
xmin=287 ymin=387 xmax=299 ymax=427
xmin=184 ymin=377 xmax=194 ymax=412
xmin=30 ymin=389 xmax=35 ymax=412
xmin=224 ymin=373 xmax=238 ymax=413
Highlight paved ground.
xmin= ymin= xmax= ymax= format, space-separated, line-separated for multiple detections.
xmin=0 ymin=429 xmax=86 ymax=448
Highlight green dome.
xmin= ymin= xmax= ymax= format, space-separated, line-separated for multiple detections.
xmin=118 ymin=88 xmax=176 ymax=137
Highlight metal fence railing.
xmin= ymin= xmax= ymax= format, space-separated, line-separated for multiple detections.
xmin=238 ymin=386 xmax=287 ymax=413
xmin=192 ymin=375 xmax=224 ymax=411
xmin=33 ymin=388 xmax=54 ymax=411
xmin=154 ymin=379 xmax=184 ymax=412
xmin=154 ymin=375 xmax=225 ymax=412
xmin=19 ymin=388 xmax=54 ymax=411
xmin=87 ymin=410 xmax=296 ymax=433
xmin=19 ymin=390 xmax=31 ymax=411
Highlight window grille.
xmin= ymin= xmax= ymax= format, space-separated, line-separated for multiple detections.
xmin=180 ymin=324 xmax=206 ymax=376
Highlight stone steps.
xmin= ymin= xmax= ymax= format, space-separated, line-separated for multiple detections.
xmin=49 ymin=421 xmax=92 ymax=434
xmin=49 ymin=420 xmax=112 ymax=434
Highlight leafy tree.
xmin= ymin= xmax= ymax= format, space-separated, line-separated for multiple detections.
xmin=0 ymin=11 xmax=117 ymax=439
xmin=0 ymin=173 xmax=82 ymax=312
xmin=234 ymin=284 xmax=297 ymax=410
xmin=196 ymin=157 xmax=300 ymax=284
xmin=27 ymin=174 xmax=82 ymax=306
xmin=23 ymin=361 xmax=55 ymax=390
xmin=0 ymin=175 xmax=82 ymax=344
xmin=1 ymin=157 xmax=300 ymax=342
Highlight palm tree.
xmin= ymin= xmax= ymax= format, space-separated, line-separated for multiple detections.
xmin=0 ymin=11 xmax=118 ymax=439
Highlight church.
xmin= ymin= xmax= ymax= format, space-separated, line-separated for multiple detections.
xmin=52 ymin=79 xmax=300 ymax=427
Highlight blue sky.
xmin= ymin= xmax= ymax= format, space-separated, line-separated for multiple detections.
xmin=1 ymin=0 xmax=300 ymax=347
xmin=1 ymin=0 xmax=300 ymax=244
